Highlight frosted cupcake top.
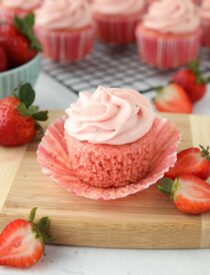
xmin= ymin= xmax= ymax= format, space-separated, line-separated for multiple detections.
xmin=199 ymin=0 xmax=210 ymax=20
xmin=1 ymin=0 xmax=41 ymax=10
xmin=92 ymin=0 xmax=145 ymax=16
xmin=35 ymin=0 xmax=92 ymax=30
xmin=143 ymin=0 xmax=200 ymax=34
xmin=64 ymin=86 xmax=154 ymax=145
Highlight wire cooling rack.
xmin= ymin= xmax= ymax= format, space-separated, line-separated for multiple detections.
xmin=42 ymin=41 xmax=210 ymax=95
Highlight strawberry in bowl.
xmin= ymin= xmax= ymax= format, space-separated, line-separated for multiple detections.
xmin=0 ymin=13 xmax=42 ymax=98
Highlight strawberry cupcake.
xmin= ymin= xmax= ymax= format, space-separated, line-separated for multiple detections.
xmin=0 ymin=0 xmax=42 ymax=22
xmin=136 ymin=0 xmax=202 ymax=69
xmin=35 ymin=0 xmax=94 ymax=62
xmin=92 ymin=0 xmax=146 ymax=44
xmin=38 ymin=86 xmax=180 ymax=200
xmin=199 ymin=0 xmax=210 ymax=47
xmin=64 ymin=86 xmax=155 ymax=188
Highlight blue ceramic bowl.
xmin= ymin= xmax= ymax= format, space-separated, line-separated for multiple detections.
xmin=0 ymin=54 xmax=41 ymax=98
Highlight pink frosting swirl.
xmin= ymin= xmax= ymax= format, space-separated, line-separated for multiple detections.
xmin=92 ymin=0 xmax=145 ymax=15
xmin=143 ymin=0 xmax=200 ymax=34
xmin=64 ymin=86 xmax=154 ymax=145
xmin=2 ymin=0 xmax=41 ymax=10
xmin=35 ymin=0 xmax=92 ymax=30
xmin=199 ymin=0 xmax=210 ymax=20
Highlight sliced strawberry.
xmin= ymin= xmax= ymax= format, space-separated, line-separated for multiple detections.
xmin=172 ymin=60 xmax=209 ymax=103
xmin=165 ymin=146 xmax=210 ymax=180
xmin=153 ymin=83 xmax=193 ymax=114
xmin=0 ymin=208 xmax=51 ymax=268
xmin=0 ymin=46 xmax=8 ymax=72
xmin=158 ymin=176 xmax=210 ymax=214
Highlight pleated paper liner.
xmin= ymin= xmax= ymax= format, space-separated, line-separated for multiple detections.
xmin=37 ymin=116 xmax=180 ymax=200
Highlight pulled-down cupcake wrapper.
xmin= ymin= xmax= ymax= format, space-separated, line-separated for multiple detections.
xmin=37 ymin=116 xmax=180 ymax=200
xmin=93 ymin=12 xmax=144 ymax=44
xmin=35 ymin=27 xmax=94 ymax=62
xmin=136 ymin=28 xmax=202 ymax=69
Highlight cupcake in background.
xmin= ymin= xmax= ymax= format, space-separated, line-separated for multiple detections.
xmin=136 ymin=0 xmax=201 ymax=69
xmin=199 ymin=0 xmax=210 ymax=47
xmin=0 ymin=0 xmax=42 ymax=22
xmin=92 ymin=0 xmax=146 ymax=44
xmin=35 ymin=0 xmax=94 ymax=62
xmin=64 ymin=86 xmax=156 ymax=189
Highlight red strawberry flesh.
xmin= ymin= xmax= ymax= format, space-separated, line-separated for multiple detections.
xmin=174 ymin=175 xmax=210 ymax=214
xmin=0 ymin=220 xmax=43 ymax=268
xmin=165 ymin=147 xmax=210 ymax=180
xmin=154 ymin=83 xmax=192 ymax=114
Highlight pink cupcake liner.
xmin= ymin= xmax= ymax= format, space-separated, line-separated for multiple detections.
xmin=136 ymin=27 xmax=202 ymax=69
xmin=93 ymin=12 xmax=144 ymax=44
xmin=201 ymin=21 xmax=210 ymax=48
xmin=35 ymin=26 xmax=94 ymax=62
xmin=37 ymin=116 xmax=180 ymax=200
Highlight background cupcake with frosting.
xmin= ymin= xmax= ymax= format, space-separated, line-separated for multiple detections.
xmin=0 ymin=0 xmax=42 ymax=22
xmin=92 ymin=0 xmax=146 ymax=44
xmin=199 ymin=0 xmax=210 ymax=48
xmin=35 ymin=0 xmax=94 ymax=62
xmin=136 ymin=0 xmax=202 ymax=69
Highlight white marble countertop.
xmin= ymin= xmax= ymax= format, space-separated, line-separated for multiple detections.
xmin=1 ymin=72 xmax=210 ymax=275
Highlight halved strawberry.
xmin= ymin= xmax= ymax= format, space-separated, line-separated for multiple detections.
xmin=158 ymin=176 xmax=210 ymax=214
xmin=165 ymin=146 xmax=210 ymax=180
xmin=0 ymin=208 xmax=51 ymax=268
xmin=172 ymin=60 xmax=209 ymax=103
xmin=153 ymin=83 xmax=193 ymax=114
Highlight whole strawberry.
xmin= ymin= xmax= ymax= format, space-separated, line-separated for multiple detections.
xmin=0 ymin=208 xmax=51 ymax=268
xmin=0 ymin=14 xmax=41 ymax=69
xmin=172 ymin=60 xmax=209 ymax=103
xmin=0 ymin=83 xmax=48 ymax=147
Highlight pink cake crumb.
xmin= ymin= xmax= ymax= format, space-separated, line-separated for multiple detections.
xmin=65 ymin=123 xmax=156 ymax=189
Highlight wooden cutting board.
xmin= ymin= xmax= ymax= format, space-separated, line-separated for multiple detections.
xmin=1 ymin=111 xmax=210 ymax=249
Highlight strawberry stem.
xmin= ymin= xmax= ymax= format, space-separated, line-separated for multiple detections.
xmin=157 ymin=177 xmax=174 ymax=195
xmin=157 ymin=177 xmax=179 ymax=201
xmin=29 ymin=207 xmax=37 ymax=223
xmin=200 ymin=145 xmax=210 ymax=161
xmin=187 ymin=59 xmax=206 ymax=84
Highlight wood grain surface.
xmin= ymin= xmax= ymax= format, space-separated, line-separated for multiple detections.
xmin=0 ymin=111 xmax=210 ymax=249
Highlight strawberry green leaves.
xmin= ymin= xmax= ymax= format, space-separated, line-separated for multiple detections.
xmin=14 ymin=14 xmax=42 ymax=52
xmin=15 ymin=83 xmax=48 ymax=137
xmin=28 ymin=208 xmax=52 ymax=245
xmin=17 ymin=82 xmax=35 ymax=107
xmin=32 ymin=111 xmax=48 ymax=121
